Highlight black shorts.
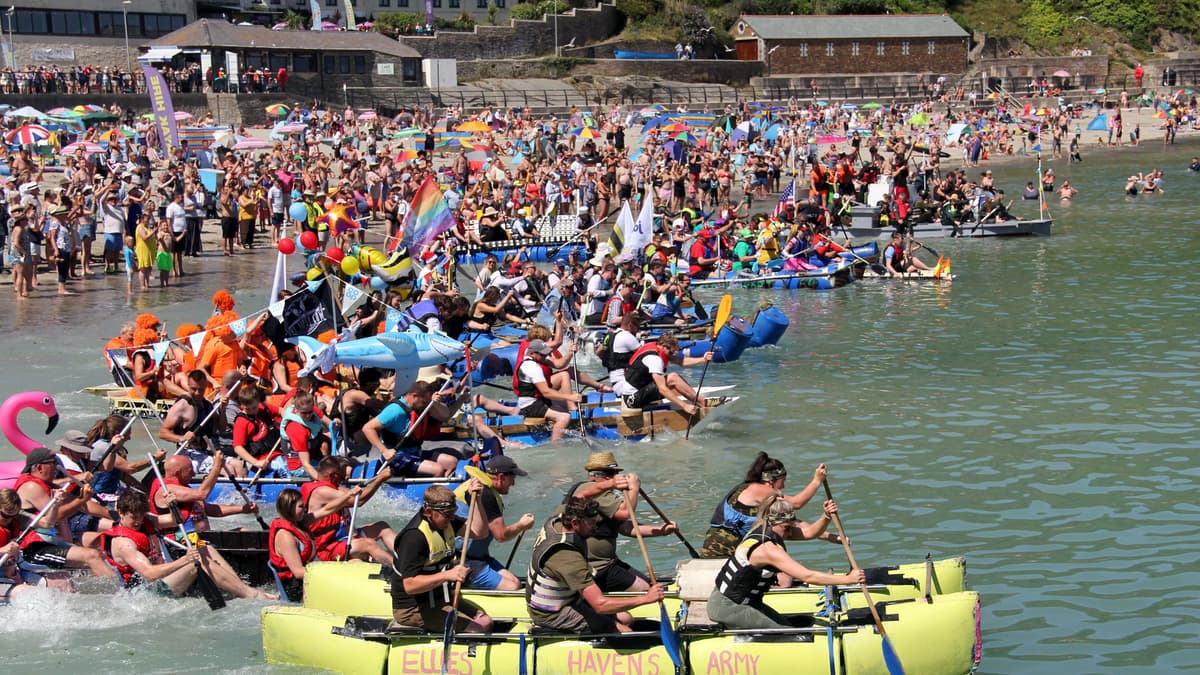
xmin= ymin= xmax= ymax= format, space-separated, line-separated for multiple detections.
xmin=21 ymin=542 xmax=71 ymax=569
xmin=271 ymin=213 xmax=284 ymax=226
xmin=593 ymin=559 xmax=649 ymax=593
xmin=220 ymin=216 xmax=238 ymax=239
xmin=626 ymin=382 xmax=662 ymax=409
xmin=521 ymin=399 xmax=551 ymax=419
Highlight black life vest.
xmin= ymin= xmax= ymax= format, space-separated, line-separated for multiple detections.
xmin=624 ymin=342 xmax=670 ymax=390
xmin=713 ymin=528 xmax=785 ymax=606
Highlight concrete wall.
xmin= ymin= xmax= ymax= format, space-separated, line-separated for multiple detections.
xmin=398 ymin=2 xmax=621 ymax=60
xmin=8 ymin=36 xmax=136 ymax=70
xmin=751 ymin=37 xmax=969 ymax=77
xmin=978 ymin=55 xmax=1109 ymax=90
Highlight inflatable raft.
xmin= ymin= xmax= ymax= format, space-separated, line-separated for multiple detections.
xmin=263 ymin=558 xmax=981 ymax=675
xmin=454 ymin=239 xmax=588 ymax=266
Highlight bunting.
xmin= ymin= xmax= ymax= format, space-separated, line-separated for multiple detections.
xmin=188 ymin=331 xmax=206 ymax=356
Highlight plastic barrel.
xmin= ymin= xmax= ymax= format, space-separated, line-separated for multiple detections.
xmin=749 ymin=307 xmax=789 ymax=347
xmin=712 ymin=316 xmax=753 ymax=363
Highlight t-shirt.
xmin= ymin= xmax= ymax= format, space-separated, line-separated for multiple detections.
xmin=558 ymin=483 xmax=622 ymax=567
xmin=268 ymin=186 xmax=284 ymax=214
xmin=516 ymin=360 xmax=548 ymax=410
xmin=391 ymin=514 xmax=464 ymax=611
xmin=528 ymin=547 xmax=593 ymax=624
xmin=609 ymin=330 xmax=642 ymax=395
xmin=374 ymin=401 xmax=413 ymax=439
xmin=165 ymin=201 xmax=187 ymax=234
xmin=100 ymin=201 xmax=125 ymax=235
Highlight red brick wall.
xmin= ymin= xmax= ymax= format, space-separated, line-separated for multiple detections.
xmin=760 ymin=37 xmax=967 ymax=75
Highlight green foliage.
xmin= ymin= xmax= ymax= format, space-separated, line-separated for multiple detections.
xmin=1082 ymin=0 xmax=1157 ymax=50
xmin=616 ymin=0 xmax=664 ymax=23
xmin=375 ymin=11 xmax=423 ymax=34
xmin=435 ymin=11 xmax=478 ymax=30
xmin=828 ymin=0 xmax=887 ymax=13
xmin=511 ymin=0 xmax=570 ymax=21
xmin=1017 ymin=0 xmax=1070 ymax=47
xmin=282 ymin=9 xmax=308 ymax=30
xmin=543 ymin=56 xmax=594 ymax=76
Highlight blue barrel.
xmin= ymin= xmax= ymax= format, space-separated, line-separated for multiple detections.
xmin=712 ymin=316 xmax=753 ymax=362
xmin=455 ymin=244 xmax=587 ymax=266
xmin=749 ymin=307 xmax=789 ymax=347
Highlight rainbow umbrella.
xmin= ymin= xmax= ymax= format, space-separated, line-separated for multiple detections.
xmin=455 ymin=120 xmax=490 ymax=133
xmin=47 ymin=107 xmax=81 ymax=117
xmin=60 ymin=141 xmax=104 ymax=155
xmin=74 ymin=104 xmax=105 ymax=113
xmin=265 ymin=103 xmax=290 ymax=116
xmin=5 ymin=124 xmax=51 ymax=145
xmin=572 ymin=127 xmax=601 ymax=139
xmin=673 ymin=130 xmax=698 ymax=144
xmin=100 ymin=128 xmax=136 ymax=141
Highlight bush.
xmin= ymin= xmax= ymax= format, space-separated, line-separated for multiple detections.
xmin=435 ymin=11 xmax=477 ymax=31
xmin=511 ymin=0 xmax=570 ymax=21
xmin=616 ymin=0 xmax=663 ymax=24
xmin=375 ymin=11 xmax=423 ymax=34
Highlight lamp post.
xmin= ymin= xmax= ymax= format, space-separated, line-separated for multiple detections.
xmin=6 ymin=6 xmax=15 ymax=73
xmin=122 ymin=0 xmax=132 ymax=74
xmin=552 ymin=2 xmax=558 ymax=57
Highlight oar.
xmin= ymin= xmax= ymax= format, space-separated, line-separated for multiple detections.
xmin=637 ymin=487 xmax=699 ymax=558
xmin=822 ymin=479 xmax=904 ymax=675
xmin=620 ymin=489 xmax=682 ymax=668
xmin=148 ymin=453 xmax=226 ymax=610
xmin=503 ymin=529 xmax=526 ymax=570
xmin=246 ymin=437 xmax=283 ymax=489
xmin=172 ymin=380 xmax=241 ymax=456
xmin=220 ymin=466 xmax=269 ymax=530
xmin=442 ymin=494 xmax=479 ymax=675
xmin=569 ymin=335 xmax=593 ymax=447
xmin=684 ymin=346 xmax=715 ymax=441
xmin=0 ymin=493 xmax=61 ymax=567
xmin=342 ymin=493 xmax=360 ymax=562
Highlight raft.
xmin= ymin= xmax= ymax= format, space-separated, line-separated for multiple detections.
xmin=861 ymin=268 xmax=957 ymax=281
xmin=263 ymin=558 xmax=980 ymax=675
xmin=454 ymin=240 xmax=588 ymax=266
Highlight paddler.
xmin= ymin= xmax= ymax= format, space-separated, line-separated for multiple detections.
xmin=558 ymin=452 xmax=678 ymax=592
xmin=883 ymin=230 xmax=932 ymax=276
xmin=158 ymin=370 xmax=234 ymax=475
xmin=620 ymin=334 xmax=712 ymax=415
xmin=149 ymin=454 xmax=261 ymax=539
xmin=708 ymin=492 xmax=864 ymax=630
xmin=360 ymin=380 xmax=461 ymax=478
xmin=511 ymin=338 xmax=582 ymax=442
xmin=277 ymin=391 xmax=330 ymax=480
xmin=267 ymin=488 xmax=315 ymax=602
xmin=700 ymin=453 xmax=840 ymax=559
xmin=601 ymin=312 xmax=642 ymax=396
xmin=100 ymin=491 xmax=274 ymax=599
xmin=389 ymin=485 xmax=494 ymax=634
xmin=526 ymin=496 xmax=665 ymax=633
xmin=11 ymin=448 xmax=115 ymax=578
xmin=453 ymin=456 xmax=535 ymax=591
xmin=230 ymin=386 xmax=282 ymax=477
xmin=302 ymin=456 xmax=396 ymax=564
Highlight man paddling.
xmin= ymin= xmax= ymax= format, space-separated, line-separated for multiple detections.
xmin=100 ymin=491 xmax=273 ymax=599
xmin=526 ymin=496 xmax=665 ymax=634
xmin=390 ymin=485 xmax=494 ymax=633
xmin=159 ymin=370 xmax=234 ymax=475
xmin=302 ymin=456 xmax=396 ymax=564
xmin=882 ymin=231 xmax=932 ymax=276
xmin=620 ymin=334 xmax=712 ymax=415
xmin=453 ymin=456 xmax=535 ymax=591
xmin=148 ymin=454 xmax=260 ymax=540
xmin=360 ymin=381 xmax=460 ymax=478
xmin=558 ymin=452 xmax=678 ymax=592
xmin=513 ymin=339 xmax=583 ymax=442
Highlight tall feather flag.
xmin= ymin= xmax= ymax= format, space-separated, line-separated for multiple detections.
xmin=1087 ymin=113 xmax=1108 ymax=131
xmin=608 ymin=200 xmax=633 ymax=257
xmin=622 ymin=190 xmax=655 ymax=260
xmin=310 ymin=0 xmax=323 ymax=30
xmin=400 ymin=176 xmax=458 ymax=251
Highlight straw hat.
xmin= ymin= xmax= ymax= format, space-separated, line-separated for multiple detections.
xmin=584 ymin=451 xmax=622 ymax=472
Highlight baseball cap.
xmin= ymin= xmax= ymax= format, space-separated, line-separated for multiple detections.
xmin=526 ymin=339 xmax=552 ymax=355
xmin=22 ymin=447 xmax=57 ymax=473
xmin=485 ymin=455 xmax=527 ymax=476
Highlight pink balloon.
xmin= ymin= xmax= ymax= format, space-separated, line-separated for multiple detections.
xmin=277 ymin=238 xmax=296 ymax=255
xmin=299 ymin=231 xmax=318 ymax=251
xmin=326 ymin=246 xmax=345 ymax=264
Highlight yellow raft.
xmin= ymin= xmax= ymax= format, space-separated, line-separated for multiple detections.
xmin=263 ymin=558 xmax=981 ymax=674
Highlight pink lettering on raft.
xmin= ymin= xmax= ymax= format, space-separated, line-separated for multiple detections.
xmin=566 ymin=647 xmax=662 ymax=675
xmin=706 ymin=650 xmax=760 ymax=675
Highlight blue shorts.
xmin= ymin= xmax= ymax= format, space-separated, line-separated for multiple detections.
xmin=104 ymin=233 xmax=122 ymax=252
xmin=271 ymin=213 xmax=284 ymax=226
xmin=465 ymin=557 xmax=507 ymax=590
xmin=78 ymin=222 xmax=96 ymax=240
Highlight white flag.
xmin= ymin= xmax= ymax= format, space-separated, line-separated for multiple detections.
xmin=268 ymin=251 xmax=287 ymax=306
xmin=188 ymin=331 xmax=206 ymax=357
xmin=151 ymin=341 xmax=169 ymax=366
xmin=342 ymin=283 xmax=365 ymax=313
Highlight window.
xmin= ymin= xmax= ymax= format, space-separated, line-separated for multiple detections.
xmin=798 ymin=43 xmax=807 ymax=57
xmin=851 ymin=42 xmax=859 ymax=56
xmin=293 ymin=53 xmax=317 ymax=72
xmin=379 ymin=0 xmax=390 ymax=6
xmin=96 ymin=12 xmax=117 ymax=36
xmin=402 ymin=58 xmax=419 ymax=81
xmin=432 ymin=0 xmax=441 ymax=7
xmin=876 ymin=41 xmax=884 ymax=55
xmin=324 ymin=55 xmax=336 ymax=73
xmin=449 ymin=0 xmax=459 ymax=7
xmin=326 ymin=0 xmax=336 ymax=6
xmin=825 ymin=42 xmax=833 ymax=57
xmin=270 ymin=0 xmax=281 ymax=5
xmin=399 ymin=0 xmax=409 ymax=6
xmin=927 ymin=41 xmax=935 ymax=54
xmin=477 ymin=0 xmax=487 ymax=7
xmin=339 ymin=56 xmax=352 ymax=74
xmin=496 ymin=0 xmax=504 ymax=6
xmin=901 ymin=41 xmax=910 ymax=55
xmin=354 ymin=55 xmax=367 ymax=73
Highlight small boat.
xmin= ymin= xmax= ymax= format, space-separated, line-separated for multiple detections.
xmin=692 ymin=259 xmax=857 ymax=290
xmin=262 ymin=558 xmax=981 ymax=675
xmin=453 ymin=235 xmax=588 ymax=266
xmin=861 ymin=268 xmax=957 ymax=281
xmin=843 ymin=218 xmax=1052 ymax=239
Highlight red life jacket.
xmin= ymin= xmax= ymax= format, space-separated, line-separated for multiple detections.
xmin=98 ymin=523 xmax=158 ymax=587
xmin=602 ymin=295 xmax=632 ymax=326
xmin=13 ymin=473 xmax=53 ymax=497
xmin=148 ymin=478 xmax=205 ymax=533
xmin=512 ymin=341 xmax=554 ymax=398
xmin=268 ymin=517 xmax=316 ymax=581
xmin=300 ymin=479 xmax=345 ymax=559
xmin=624 ymin=342 xmax=671 ymax=390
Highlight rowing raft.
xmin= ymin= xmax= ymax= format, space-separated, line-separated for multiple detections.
xmin=263 ymin=558 xmax=981 ymax=675
xmin=844 ymin=217 xmax=1052 ymax=239
xmin=861 ymin=268 xmax=957 ymax=281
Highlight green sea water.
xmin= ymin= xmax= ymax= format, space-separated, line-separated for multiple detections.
xmin=1 ymin=139 xmax=1198 ymax=674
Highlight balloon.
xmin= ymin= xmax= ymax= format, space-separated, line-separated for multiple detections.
xmin=277 ymin=238 xmax=296 ymax=255
xmin=288 ymin=202 xmax=309 ymax=223
xmin=370 ymin=276 xmax=388 ymax=291
xmin=340 ymin=257 xmax=360 ymax=275
xmin=305 ymin=267 xmax=324 ymax=281
xmin=317 ymin=204 xmax=359 ymax=237
xmin=299 ymin=231 xmax=318 ymax=250
xmin=326 ymin=246 xmax=345 ymax=264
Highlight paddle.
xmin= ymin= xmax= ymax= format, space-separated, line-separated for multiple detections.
xmin=569 ymin=335 xmax=593 ymax=447
xmin=712 ymin=293 xmax=733 ymax=335
xmin=442 ymin=493 xmax=479 ymax=675
xmin=148 ymin=453 xmax=226 ymax=610
xmin=246 ymin=437 xmax=283 ymax=489
xmin=172 ymin=380 xmax=240 ymax=456
xmin=343 ymin=493 xmax=360 ymax=562
xmin=821 ymin=479 xmax=904 ymax=675
xmin=221 ymin=466 xmax=269 ymax=530
xmin=0 ymin=493 xmax=61 ymax=568
xmin=684 ymin=346 xmax=715 ymax=441
xmin=620 ymin=489 xmax=682 ymax=668
xmin=503 ymin=529 xmax=526 ymax=571
xmin=637 ymin=487 xmax=699 ymax=558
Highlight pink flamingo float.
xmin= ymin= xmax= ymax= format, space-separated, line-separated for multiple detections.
xmin=0 ymin=391 xmax=61 ymax=489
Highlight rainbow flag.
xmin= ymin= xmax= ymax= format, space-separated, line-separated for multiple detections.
xmin=400 ymin=177 xmax=457 ymax=251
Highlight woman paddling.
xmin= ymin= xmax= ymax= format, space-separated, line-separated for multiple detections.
xmin=707 ymin=492 xmax=864 ymax=630
xmin=267 ymin=489 xmax=315 ymax=602
xmin=700 ymin=453 xmax=839 ymax=559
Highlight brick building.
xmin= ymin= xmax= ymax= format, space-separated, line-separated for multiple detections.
xmin=732 ymin=14 xmax=969 ymax=76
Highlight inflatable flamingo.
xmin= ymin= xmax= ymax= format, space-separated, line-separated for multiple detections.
xmin=0 ymin=391 xmax=61 ymax=488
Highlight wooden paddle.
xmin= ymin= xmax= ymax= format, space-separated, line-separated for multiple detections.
xmin=442 ymin=494 xmax=479 ymax=675
xmin=822 ymin=479 xmax=904 ymax=675
xmin=148 ymin=453 xmax=226 ymax=611
xmin=637 ymin=487 xmax=699 ymax=558
xmin=621 ymin=489 xmax=682 ymax=668
xmin=219 ymin=466 xmax=268 ymax=530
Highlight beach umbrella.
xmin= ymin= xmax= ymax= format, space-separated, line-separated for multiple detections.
xmin=395 ymin=149 xmax=419 ymax=162
xmin=265 ymin=103 xmax=290 ymax=116
xmin=761 ymin=123 xmax=783 ymax=142
xmin=174 ymin=111 xmax=193 ymax=122
xmin=46 ymin=107 xmax=81 ymax=117
xmin=638 ymin=104 xmax=665 ymax=115
xmin=814 ymin=100 xmax=829 ymax=106
xmin=271 ymin=22 xmax=288 ymax=30
xmin=277 ymin=123 xmax=306 ymax=133
xmin=815 ymin=134 xmax=847 ymax=144
xmin=233 ymin=137 xmax=272 ymax=150
xmin=909 ymin=112 xmax=930 ymax=126
xmin=661 ymin=122 xmax=691 ymax=132
xmin=1053 ymin=69 xmax=1071 ymax=77
xmin=455 ymin=120 xmax=489 ymax=133
xmin=572 ymin=126 xmax=601 ymax=139
xmin=60 ymin=141 xmax=104 ymax=155
xmin=74 ymin=104 xmax=105 ymax=113
xmin=393 ymin=127 xmax=424 ymax=138
xmin=5 ymin=106 xmax=47 ymax=120
xmin=673 ymin=130 xmax=698 ymax=144
xmin=5 ymin=124 xmax=51 ymax=145
xmin=99 ymin=128 xmax=136 ymax=141
xmin=862 ymin=102 xmax=883 ymax=109
xmin=320 ymin=21 xmax=339 ymax=30
xmin=213 ymin=130 xmax=238 ymax=149
xmin=841 ymin=103 xmax=858 ymax=110
xmin=358 ymin=111 xmax=378 ymax=121
xmin=1094 ymin=88 xmax=1107 ymax=95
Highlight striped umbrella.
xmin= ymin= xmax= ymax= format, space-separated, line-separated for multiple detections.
xmin=233 ymin=137 xmax=272 ymax=150
xmin=60 ymin=141 xmax=104 ymax=155
xmin=74 ymin=104 xmax=106 ymax=113
xmin=276 ymin=123 xmax=306 ymax=133
xmin=5 ymin=124 xmax=51 ymax=145
xmin=100 ymin=127 xmax=137 ymax=141
xmin=357 ymin=110 xmax=378 ymax=120
xmin=572 ymin=126 xmax=601 ymax=138
xmin=393 ymin=127 xmax=424 ymax=138
xmin=265 ymin=103 xmax=290 ymax=116
xmin=47 ymin=107 xmax=81 ymax=117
